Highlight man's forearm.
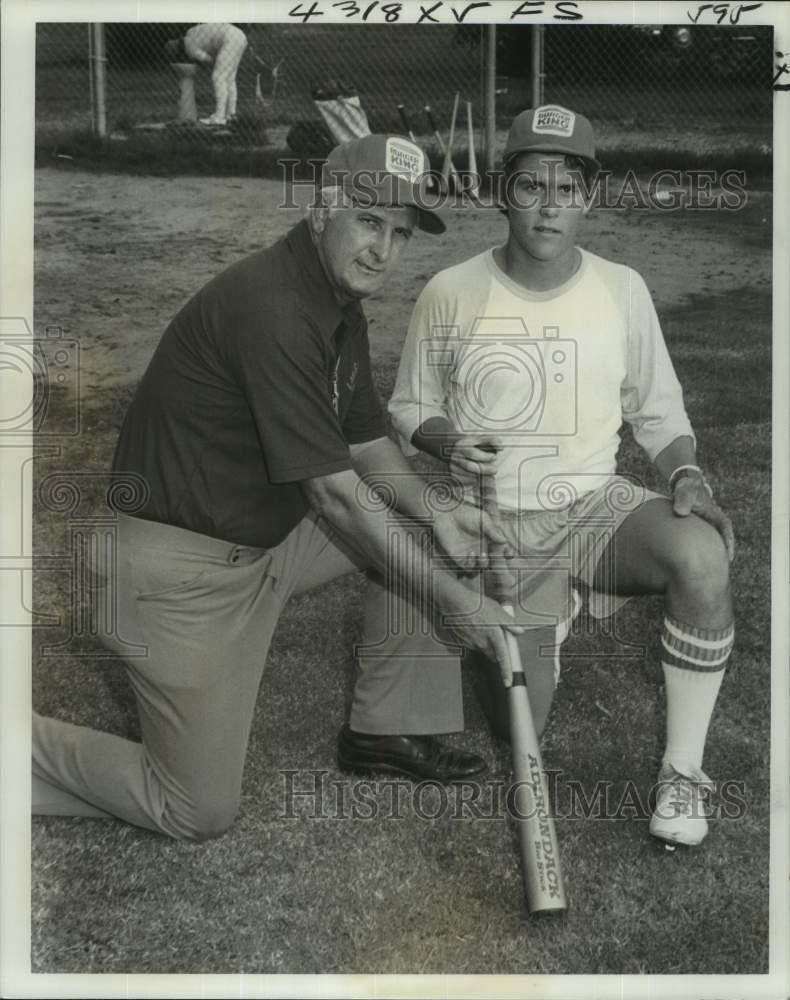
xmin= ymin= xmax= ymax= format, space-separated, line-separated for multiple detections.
xmin=351 ymin=435 xmax=454 ymax=522
xmin=303 ymin=462 xmax=522 ymax=669
xmin=303 ymin=467 xmax=470 ymax=610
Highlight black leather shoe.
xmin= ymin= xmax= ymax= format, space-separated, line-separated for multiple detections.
xmin=337 ymin=724 xmax=488 ymax=782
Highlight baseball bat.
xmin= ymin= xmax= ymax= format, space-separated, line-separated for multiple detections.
xmin=441 ymin=92 xmax=460 ymax=185
xmin=482 ymin=473 xmax=567 ymax=915
xmin=424 ymin=103 xmax=461 ymax=191
xmin=397 ymin=104 xmax=417 ymax=143
xmin=465 ymin=100 xmax=481 ymax=198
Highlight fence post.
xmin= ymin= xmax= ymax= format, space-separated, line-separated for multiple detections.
xmin=88 ymin=24 xmax=95 ymax=129
xmin=531 ymin=25 xmax=544 ymax=107
xmin=483 ymin=24 xmax=496 ymax=174
xmin=91 ymin=23 xmax=107 ymax=137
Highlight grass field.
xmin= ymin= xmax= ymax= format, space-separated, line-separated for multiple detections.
xmin=28 ymin=162 xmax=773 ymax=978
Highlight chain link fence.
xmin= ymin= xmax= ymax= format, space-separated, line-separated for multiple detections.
xmin=36 ymin=22 xmax=773 ymax=162
xmin=37 ymin=22 xmax=484 ymax=154
xmin=512 ymin=24 xmax=773 ymax=136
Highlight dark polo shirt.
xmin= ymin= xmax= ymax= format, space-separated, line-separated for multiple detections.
xmin=112 ymin=220 xmax=386 ymax=548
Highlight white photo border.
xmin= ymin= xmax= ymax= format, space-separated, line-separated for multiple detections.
xmin=1 ymin=1 xmax=787 ymax=997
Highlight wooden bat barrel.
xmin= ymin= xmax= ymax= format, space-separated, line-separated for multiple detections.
xmin=482 ymin=471 xmax=567 ymax=914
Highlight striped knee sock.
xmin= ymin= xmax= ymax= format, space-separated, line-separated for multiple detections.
xmin=661 ymin=614 xmax=735 ymax=774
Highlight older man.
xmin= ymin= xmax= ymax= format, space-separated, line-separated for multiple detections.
xmin=32 ymin=135 xmax=522 ymax=841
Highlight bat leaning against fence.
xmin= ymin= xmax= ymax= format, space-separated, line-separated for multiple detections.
xmin=397 ymin=103 xmax=417 ymax=143
xmin=424 ymin=103 xmax=462 ymax=193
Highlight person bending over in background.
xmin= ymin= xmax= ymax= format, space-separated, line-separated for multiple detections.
xmin=166 ymin=23 xmax=248 ymax=126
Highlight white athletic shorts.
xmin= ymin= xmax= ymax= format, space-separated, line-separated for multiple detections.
xmin=490 ymin=475 xmax=665 ymax=627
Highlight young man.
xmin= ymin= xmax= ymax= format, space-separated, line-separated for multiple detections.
xmin=362 ymin=106 xmax=735 ymax=847
xmin=166 ymin=23 xmax=248 ymax=126
xmin=32 ymin=135 xmax=524 ymax=842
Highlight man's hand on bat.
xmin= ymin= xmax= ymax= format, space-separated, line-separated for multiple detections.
xmin=433 ymin=502 xmax=515 ymax=575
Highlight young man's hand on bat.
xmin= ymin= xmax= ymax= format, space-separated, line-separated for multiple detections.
xmin=447 ymin=434 xmax=505 ymax=477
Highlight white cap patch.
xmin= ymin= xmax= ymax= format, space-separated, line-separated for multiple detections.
xmin=385 ymin=137 xmax=425 ymax=182
xmin=533 ymin=105 xmax=576 ymax=138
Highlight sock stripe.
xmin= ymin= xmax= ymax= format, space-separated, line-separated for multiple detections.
xmin=664 ymin=617 xmax=734 ymax=650
xmin=661 ymin=638 xmax=731 ymax=670
xmin=665 ymin=614 xmax=734 ymax=643
xmin=662 ymin=632 xmax=734 ymax=662
xmin=662 ymin=616 xmax=734 ymax=674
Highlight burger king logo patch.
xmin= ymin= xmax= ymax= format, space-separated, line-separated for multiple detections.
xmin=533 ymin=106 xmax=575 ymax=138
xmin=385 ymin=138 xmax=425 ymax=182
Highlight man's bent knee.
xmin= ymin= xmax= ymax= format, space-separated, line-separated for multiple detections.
xmin=162 ymin=796 xmax=239 ymax=842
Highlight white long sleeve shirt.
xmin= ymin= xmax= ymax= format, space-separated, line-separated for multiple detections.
xmin=389 ymin=246 xmax=694 ymax=512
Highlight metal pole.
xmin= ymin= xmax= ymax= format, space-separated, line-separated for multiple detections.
xmin=91 ymin=23 xmax=107 ymax=137
xmin=88 ymin=24 xmax=95 ymax=132
xmin=483 ymin=24 xmax=496 ymax=174
xmin=531 ymin=24 xmax=544 ymax=107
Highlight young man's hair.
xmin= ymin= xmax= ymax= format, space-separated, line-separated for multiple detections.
xmin=503 ymin=151 xmax=597 ymax=189
xmin=565 ymin=154 xmax=597 ymax=189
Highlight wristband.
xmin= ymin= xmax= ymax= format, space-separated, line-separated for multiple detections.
xmin=668 ymin=464 xmax=713 ymax=498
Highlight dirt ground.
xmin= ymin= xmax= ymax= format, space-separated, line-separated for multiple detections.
xmin=29 ymin=164 xmax=774 ymax=976
xmin=34 ymin=167 xmax=771 ymax=399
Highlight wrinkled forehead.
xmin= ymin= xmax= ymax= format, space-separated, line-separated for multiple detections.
xmin=336 ymin=201 xmax=420 ymax=229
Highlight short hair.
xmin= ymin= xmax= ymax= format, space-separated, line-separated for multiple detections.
xmin=306 ymin=185 xmax=353 ymax=233
xmin=504 ymin=151 xmax=597 ymax=189
xmin=318 ymin=185 xmax=354 ymax=211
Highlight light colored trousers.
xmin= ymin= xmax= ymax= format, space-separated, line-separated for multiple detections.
xmin=184 ymin=24 xmax=247 ymax=121
xmin=32 ymin=512 xmax=476 ymax=840
xmin=34 ymin=478 xmax=644 ymax=840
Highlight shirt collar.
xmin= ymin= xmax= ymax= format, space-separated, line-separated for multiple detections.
xmin=285 ymin=219 xmax=365 ymax=338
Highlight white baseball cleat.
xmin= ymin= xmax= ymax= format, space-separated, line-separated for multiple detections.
xmin=649 ymin=764 xmax=714 ymax=846
xmin=199 ymin=115 xmax=227 ymax=126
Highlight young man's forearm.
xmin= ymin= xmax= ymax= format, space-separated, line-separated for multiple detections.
xmin=410 ymin=416 xmax=462 ymax=462
xmin=653 ymin=436 xmax=703 ymax=486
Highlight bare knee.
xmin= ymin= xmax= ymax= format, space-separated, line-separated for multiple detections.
xmin=666 ymin=518 xmax=730 ymax=603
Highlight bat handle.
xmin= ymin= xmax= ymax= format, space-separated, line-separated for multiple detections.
xmin=423 ymin=104 xmax=439 ymax=134
xmin=481 ymin=472 xmax=514 ymax=606
xmin=501 ymin=604 xmax=523 ymax=679
xmin=397 ymin=104 xmax=416 ymax=143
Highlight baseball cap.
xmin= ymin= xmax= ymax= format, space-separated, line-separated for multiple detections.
xmin=503 ymin=105 xmax=600 ymax=172
xmin=322 ymin=134 xmax=445 ymax=235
